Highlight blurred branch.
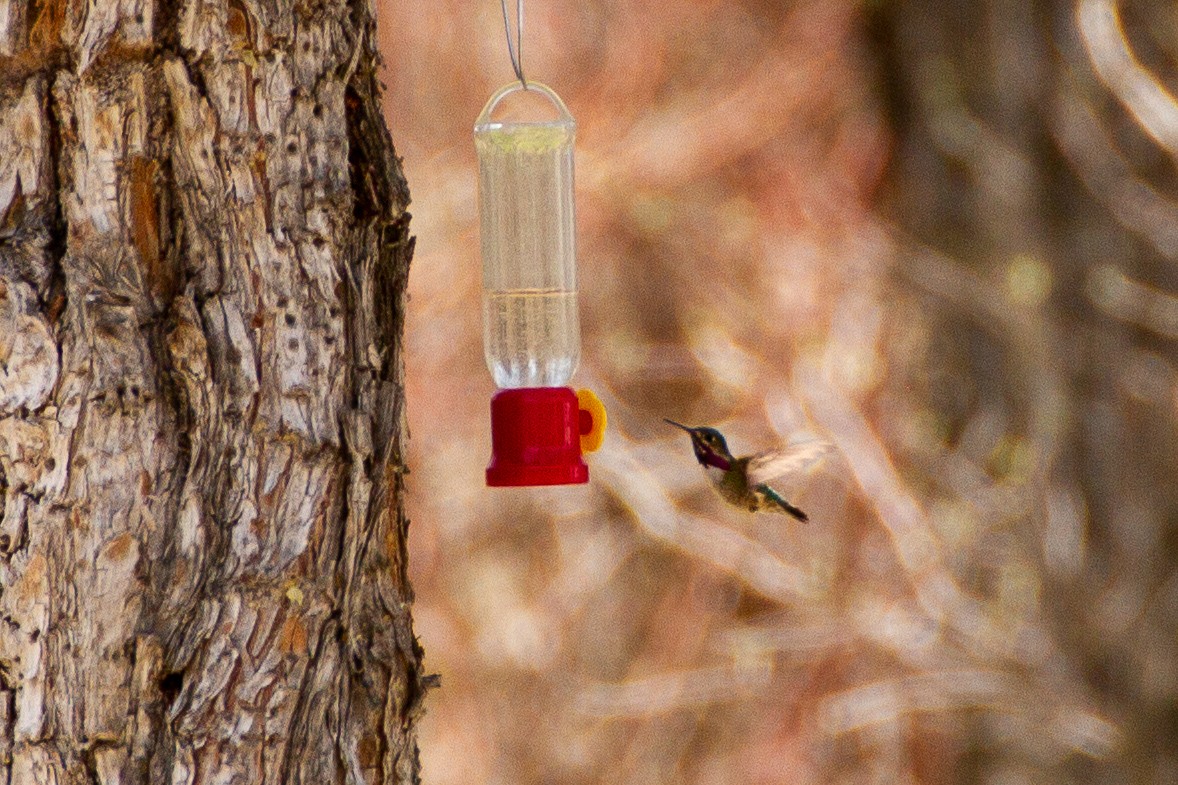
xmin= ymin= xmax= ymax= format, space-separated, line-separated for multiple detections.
xmin=576 ymin=661 xmax=774 ymax=718
xmin=1052 ymin=77 xmax=1178 ymax=263
xmin=594 ymin=442 xmax=821 ymax=604
xmin=1077 ymin=0 xmax=1178 ymax=160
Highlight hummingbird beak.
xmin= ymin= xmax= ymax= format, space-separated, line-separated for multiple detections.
xmin=665 ymin=418 xmax=706 ymax=451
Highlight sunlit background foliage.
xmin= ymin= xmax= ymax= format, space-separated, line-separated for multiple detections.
xmin=377 ymin=0 xmax=1178 ymax=782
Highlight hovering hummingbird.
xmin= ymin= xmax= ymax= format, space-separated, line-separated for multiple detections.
xmin=664 ymin=419 xmax=827 ymax=522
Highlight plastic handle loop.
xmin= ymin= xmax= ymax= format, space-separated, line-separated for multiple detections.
xmin=476 ymin=81 xmax=575 ymax=130
xmin=576 ymin=389 xmax=607 ymax=453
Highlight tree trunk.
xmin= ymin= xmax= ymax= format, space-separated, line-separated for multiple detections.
xmin=0 ymin=0 xmax=425 ymax=783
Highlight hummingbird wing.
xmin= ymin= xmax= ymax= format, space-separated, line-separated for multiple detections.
xmin=745 ymin=440 xmax=831 ymax=487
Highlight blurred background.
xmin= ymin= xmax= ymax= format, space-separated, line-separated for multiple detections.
xmin=377 ymin=0 xmax=1178 ymax=783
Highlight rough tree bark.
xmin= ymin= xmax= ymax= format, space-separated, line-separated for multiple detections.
xmin=0 ymin=0 xmax=426 ymax=783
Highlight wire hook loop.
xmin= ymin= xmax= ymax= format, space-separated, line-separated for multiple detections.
xmin=500 ymin=0 xmax=526 ymax=88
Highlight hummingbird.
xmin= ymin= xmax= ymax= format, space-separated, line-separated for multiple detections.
xmin=664 ymin=419 xmax=827 ymax=522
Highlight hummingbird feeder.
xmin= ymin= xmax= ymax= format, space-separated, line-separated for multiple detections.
xmin=475 ymin=81 xmax=606 ymax=486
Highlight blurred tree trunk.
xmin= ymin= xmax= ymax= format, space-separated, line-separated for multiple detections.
xmin=870 ymin=0 xmax=1178 ymax=781
xmin=0 ymin=1 xmax=425 ymax=783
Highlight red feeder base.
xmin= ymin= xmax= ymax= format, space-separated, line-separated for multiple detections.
xmin=486 ymin=387 xmax=589 ymax=487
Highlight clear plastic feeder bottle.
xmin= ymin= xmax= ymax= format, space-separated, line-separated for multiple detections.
xmin=475 ymin=82 xmax=606 ymax=486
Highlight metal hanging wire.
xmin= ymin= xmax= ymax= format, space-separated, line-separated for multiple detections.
xmin=500 ymin=0 xmax=527 ymax=88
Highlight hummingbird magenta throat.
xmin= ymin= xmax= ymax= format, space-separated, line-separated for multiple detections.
xmin=664 ymin=419 xmax=813 ymax=522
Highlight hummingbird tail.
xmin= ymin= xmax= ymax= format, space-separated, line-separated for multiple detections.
xmin=759 ymin=485 xmax=808 ymax=522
